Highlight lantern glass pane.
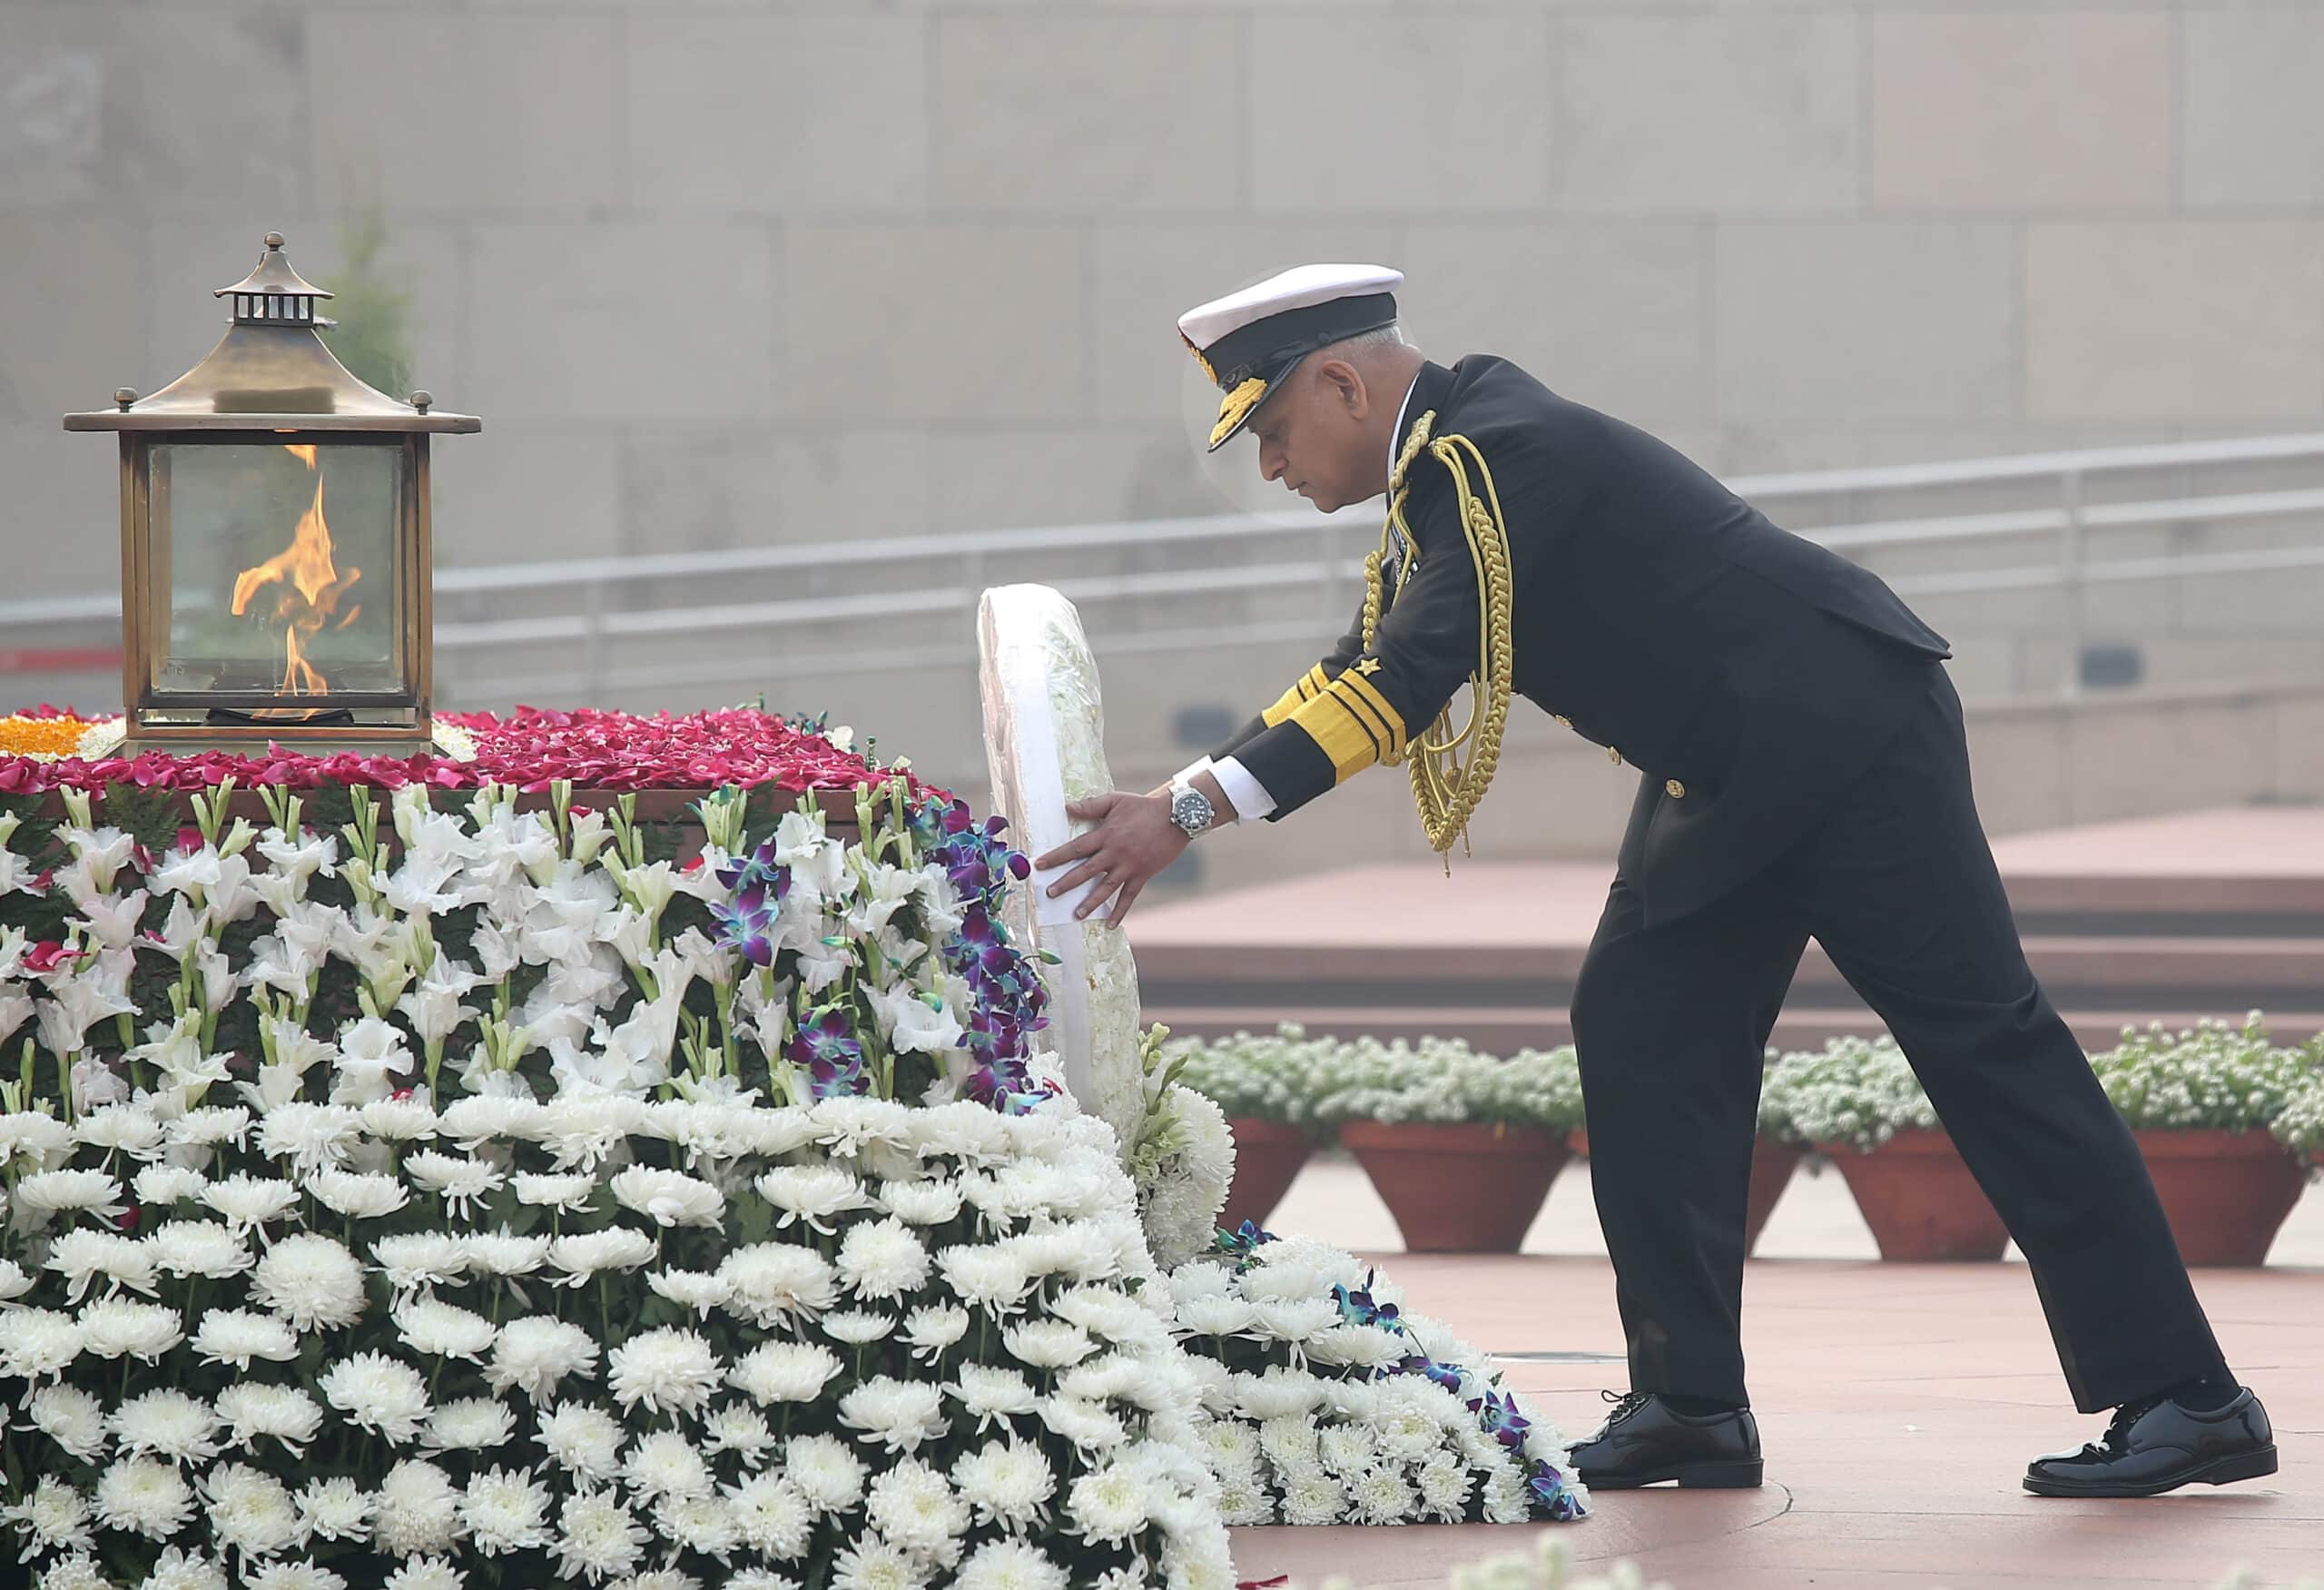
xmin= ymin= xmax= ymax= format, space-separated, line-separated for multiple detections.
xmin=146 ymin=439 xmax=407 ymax=702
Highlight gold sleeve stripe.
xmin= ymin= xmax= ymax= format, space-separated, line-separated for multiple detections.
xmin=1333 ymin=671 xmax=1408 ymax=758
xmin=1288 ymin=690 xmax=1384 ymax=783
xmin=1258 ymin=665 xmax=1333 ymax=728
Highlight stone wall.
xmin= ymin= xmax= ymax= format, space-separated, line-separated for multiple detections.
xmin=6 ymin=0 xmax=2324 ymax=857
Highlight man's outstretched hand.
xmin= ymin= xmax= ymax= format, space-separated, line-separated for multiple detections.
xmin=1032 ymin=790 xmax=1188 ymax=928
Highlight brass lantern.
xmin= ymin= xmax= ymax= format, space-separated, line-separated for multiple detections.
xmin=64 ymin=232 xmax=478 ymax=754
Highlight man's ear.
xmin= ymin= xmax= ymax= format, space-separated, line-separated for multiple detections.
xmin=1315 ymin=358 xmax=1367 ymax=418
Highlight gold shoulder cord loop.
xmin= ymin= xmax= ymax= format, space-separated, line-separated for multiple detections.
xmin=1360 ymin=412 xmax=1516 ymax=865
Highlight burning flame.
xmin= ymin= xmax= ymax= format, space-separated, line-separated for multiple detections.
xmin=231 ymin=445 xmax=362 ymax=701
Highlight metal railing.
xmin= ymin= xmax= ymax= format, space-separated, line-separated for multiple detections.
xmin=7 ymin=431 xmax=2324 ymax=705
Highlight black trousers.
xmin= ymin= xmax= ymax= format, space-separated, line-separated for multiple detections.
xmin=1573 ymin=669 xmax=2228 ymax=1415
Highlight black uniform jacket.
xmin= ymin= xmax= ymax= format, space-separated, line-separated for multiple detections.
xmin=1212 ymin=355 xmax=1952 ymax=927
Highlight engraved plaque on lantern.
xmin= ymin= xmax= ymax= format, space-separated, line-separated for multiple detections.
xmin=64 ymin=232 xmax=478 ymax=754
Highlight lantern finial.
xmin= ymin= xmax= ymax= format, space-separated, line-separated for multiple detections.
xmin=215 ymin=232 xmax=333 ymax=328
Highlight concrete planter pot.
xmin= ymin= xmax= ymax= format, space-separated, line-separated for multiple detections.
xmin=1220 ymin=1117 xmax=1315 ymax=1232
xmin=1340 ymin=1120 xmax=1569 ymax=1253
xmin=1819 ymin=1129 xmax=2009 ymax=1261
xmin=2133 ymin=1129 xmax=2309 ymax=1267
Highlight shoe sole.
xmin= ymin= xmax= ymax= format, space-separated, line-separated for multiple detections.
xmin=1581 ymin=1458 xmax=1765 ymax=1490
xmin=2022 ymin=1444 xmax=2279 ymax=1498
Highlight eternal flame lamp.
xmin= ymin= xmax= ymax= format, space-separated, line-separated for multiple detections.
xmin=63 ymin=232 xmax=478 ymax=755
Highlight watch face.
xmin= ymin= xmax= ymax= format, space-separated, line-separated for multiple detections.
xmin=1171 ymin=790 xmax=1211 ymax=832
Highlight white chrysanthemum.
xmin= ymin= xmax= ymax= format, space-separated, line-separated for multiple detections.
xmin=766 ymin=1434 xmax=858 ymax=1522
xmin=360 ymin=1096 xmax=440 ymax=1143
xmin=207 ymin=1383 xmax=317 ymax=1462
xmin=726 ymin=1471 xmax=814 ymax=1558
xmin=1036 ymin=1395 xmax=1128 ymax=1453
xmin=320 ymin=1351 xmax=432 ymax=1444
xmin=1281 ymin=1467 xmax=1345 ymax=1526
xmin=202 ymin=1170 xmax=301 ymax=1229
xmin=647 ymin=1268 xmax=734 ymax=1318
xmin=535 ymin=1094 xmax=649 ymax=1171
xmin=702 ymin=1404 xmax=776 ymax=1467
xmin=615 ymin=1572 xmax=704 ymax=1590
xmin=251 ymin=1232 xmax=368 ymax=1331
xmin=168 ymin=1103 xmax=251 ymax=1148
xmin=653 ymin=1491 xmax=742 ymax=1561
xmin=1234 ymin=1367 xmax=1326 ymax=1421
xmin=622 ymin=1429 xmax=714 ymax=1504
xmin=547 ymin=1227 xmax=657 ymax=1287
xmin=730 ymin=1574 xmax=804 ymax=1590
xmin=1002 ymin=1320 xmax=1096 ymax=1370
xmin=1064 ymin=1461 xmax=1149 ymax=1546
xmin=1415 ymin=1451 xmax=1471 ymax=1519
xmin=1246 ymin=1295 xmax=1342 ymax=1345
xmin=204 ymin=1462 xmax=304 ymax=1560
xmin=724 ymin=1340 xmax=842 ymax=1409
xmin=403 ymin=1150 xmax=506 ymax=1216
xmin=255 ymin=1100 xmax=363 ymax=1171
xmin=74 ymin=1101 xmax=167 ymax=1156
xmin=375 ymin=1458 xmax=465 ymax=1556
xmin=374 ymin=1231 xmax=470 ymax=1291
xmin=136 ymin=1544 xmax=231 ymax=1590
xmin=27 ymin=1382 xmax=109 ymax=1462
xmin=831 ymin=1536 xmax=925 ymax=1590
xmin=821 ymin=1309 xmax=896 ymax=1346
xmin=0 ymin=1472 xmax=94 ymax=1556
xmin=458 ymin=1228 xmax=549 ymax=1278
xmin=1306 ymin=1322 xmax=1409 ymax=1372
xmin=146 ymin=1218 xmax=253 ymax=1280
xmin=880 ymin=1179 xmax=965 ymax=1227
xmin=951 ymin=1437 xmax=1058 ymax=1531
xmin=190 ymin=1306 xmax=300 ymax=1373
xmin=551 ymin=1487 xmax=647 ymax=1583
xmin=424 ymin=1396 xmax=517 ymax=1453
xmin=481 ymin=1315 xmax=599 ymax=1402
xmin=836 ymin=1217 xmax=933 ymax=1302
xmin=865 ymin=1457 xmax=970 ymax=1563
xmin=609 ymin=1164 xmax=725 ymax=1228
xmin=309 ymin=1165 xmax=409 ymax=1220
xmin=718 ymin=1243 xmax=839 ymax=1327
xmin=94 ymin=1455 xmax=196 ymax=1539
xmin=241 ymin=1564 xmax=350 ymax=1590
xmin=1172 ymin=1296 xmax=1256 ymax=1338
xmin=949 ymin=1365 xmax=1039 ymax=1432
xmin=438 ymin=1094 xmax=545 ymax=1151
xmin=295 ymin=1476 xmax=372 ymax=1544
xmin=395 ymin=1297 xmax=497 ymax=1360
xmin=537 ymin=1403 xmax=625 ymax=1482
xmin=17 ymin=1167 xmax=127 ymax=1221
xmin=35 ymin=1551 xmax=113 ymax=1590
xmin=133 ymin=1162 xmax=211 ymax=1207
xmin=380 ymin=1556 xmax=464 ymax=1590
xmin=839 ymin=1376 xmax=950 ymax=1455
xmin=49 ymin=1227 xmax=157 ymax=1302
xmin=109 ymin=1388 xmax=222 ymax=1464
xmin=0 ymin=1306 xmax=81 ymax=1378
xmin=754 ymin=1165 xmax=871 ymax=1234
xmin=936 ymin=1244 xmax=1031 ymax=1315
xmin=80 ymin=1298 xmax=183 ymax=1361
xmin=460 ymin=1467 xmax=553 ymax=1555
xmin=901 ymin=1304 xmax=970 ymax=1361
xmin=954 ymin=1539 xmax=1070 ymax=1590
xmin=606 ymin=1326 xmax=722 ymax=1416
xmin=512 ymin=1170 xmax=597 ymax=1209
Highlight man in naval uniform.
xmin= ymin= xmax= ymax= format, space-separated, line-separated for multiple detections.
xmin=1034 ymin=263 xmax=2277 ymax=1497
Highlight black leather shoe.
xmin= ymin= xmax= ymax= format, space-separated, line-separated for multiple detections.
xmin=1571 ymin=1390 xmax=1764 ymax=1489
xmin=2024 ymin=1388 xmax=2277 ymax=1497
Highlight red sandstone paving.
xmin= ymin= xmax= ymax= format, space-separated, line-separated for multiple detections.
xmin=1226 ymin=1258 xmax=2324 ymax=1588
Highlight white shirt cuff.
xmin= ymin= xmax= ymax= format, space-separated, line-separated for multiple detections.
xmin=1207 ymin=755 xmax=1277 ymax=822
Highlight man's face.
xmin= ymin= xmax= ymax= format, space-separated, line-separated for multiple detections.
xmin=1248 ymin=361 xmax=1366 ymax=514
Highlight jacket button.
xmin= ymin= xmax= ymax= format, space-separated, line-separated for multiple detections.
xmin=1553 ymin=715 xmax=1571 ymax=728
xmin=1666 ymin=779 xmax=1686 ymax=799
xmin=1608 ymin=746 xmax=1621 ymax=766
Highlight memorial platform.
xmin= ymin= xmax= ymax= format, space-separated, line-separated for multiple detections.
xmin=1134 ymin=805 xmax=2324 ymax=1053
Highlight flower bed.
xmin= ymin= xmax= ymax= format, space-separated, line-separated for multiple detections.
xmin=0 ymin=707 xmax=1590 ymax=1585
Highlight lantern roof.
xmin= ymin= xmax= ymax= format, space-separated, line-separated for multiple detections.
xmin=63 ymin=232 xmax=480 ymax=434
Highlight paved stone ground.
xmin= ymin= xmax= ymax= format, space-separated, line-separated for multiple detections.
xmin=1226 ymin=1163 xmax=2324 ymax=1588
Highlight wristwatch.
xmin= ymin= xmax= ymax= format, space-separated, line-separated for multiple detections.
xmin=1167 ymin=775 xmax=1218 ymax=838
